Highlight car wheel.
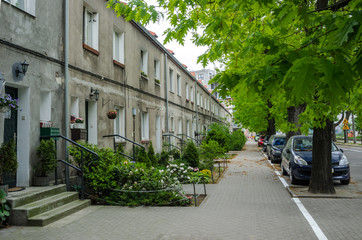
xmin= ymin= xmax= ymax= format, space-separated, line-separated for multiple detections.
xmin=340 ymin=179 xmax=350 ymax=185
xmin=281 ymin=163 xmax=287 ymax=175
xmin=289 ymin=166 xmax=298 ymax=185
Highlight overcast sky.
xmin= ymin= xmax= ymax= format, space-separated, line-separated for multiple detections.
xmin=144 ymin=1 xmax=217 ymax=71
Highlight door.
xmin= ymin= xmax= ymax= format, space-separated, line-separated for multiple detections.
xmin=3 ymin=86 xmax=18 ymax=187
xmin=86 ymin=100 xmax=97 ymax=145
xmin=156 ymin=115 xmax=161 ymax=153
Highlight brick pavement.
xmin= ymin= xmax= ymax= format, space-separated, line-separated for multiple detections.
xmin=1 ymin=142 xmax=322 ymax=240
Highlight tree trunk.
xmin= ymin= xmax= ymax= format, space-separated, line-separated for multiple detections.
xmin=266 ymin=100 xmax=276 ymax=136
xmin=308 ymin=118 xmax=335 ymax=194
xmin=286 ymin=104 xmax=306 ymax=143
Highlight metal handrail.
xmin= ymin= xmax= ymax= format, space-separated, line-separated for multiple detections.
xmin=40 ymin=135 xmax=99 ymax=200
xmin=163 ymin=133 xmax=185 ymax=153
xmin=178 ymin=134 xmax=201 ymax=142
xmin=103 ymin=134 xmax=145 ymax=161
xmin=169 ymin=144 xmax=182 ymax=151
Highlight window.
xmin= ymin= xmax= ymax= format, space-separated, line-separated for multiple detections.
xmin=186 ymin=120 xmax=190 ymax=137
xmin=177 ymin=74 xmax=181 ymax=96
xmin=198 ymin=74 xmax=204 ymax=79
xmin=141 ymin=112 xmax=149 ymax=140
xmin=4 ymin=0 xmax=36 ymax=15
xmin=186 ymin=83 xmax=189 ymax=99
xmin=197 ymin=92 xmax=200 ymax=106
xmin=211 ymin=83 xmax=214 ymax=89
xmin=154 ymin=59 xmax=160 ymax=80
xmin=170 ymin=117 xmax=174 ymax=132
xmin=83 ymin=7 xmax=99 ymax=51
xmin=113 ymin=31 xmax=124 ymax=64
xmin=205 ymin=98 xmax=208 ymax=110
xmin=178 ymin=119 xmax=182 ymax=135
xmin=70 ymin=97 xmax=80 ymax=118
xmin=140 ymin=50 xmax=148 ymax=74
xmin=114 ymin=107 xmax=125 ymax=140
xmin=169 ymin=68 xmax=174 ymax=92
xmin=200 ymin=95 xmax=203 ymax=108
xmin=190 ymin=86 xmax=194 ymax=102
xmin=40 ymin=92 xmax=51 ymax=121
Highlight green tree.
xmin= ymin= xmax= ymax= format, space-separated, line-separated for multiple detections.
xmin=147 ymin=141 xmax=157 ymax=166
xmin=205 ymin=122 xmax=230 ymax=152
xmin=200 ymin=140 xmax=224 ymax=170
xmin=181 ymin=140 xmax=199 ymax=168
xmin=109 ymin=0 xmax=362 ymax=194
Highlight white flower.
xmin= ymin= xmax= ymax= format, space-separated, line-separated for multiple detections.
xmin=171 ymin=170 xmax=174 ymax=173
xmin=129 ymin=186 xmax=133 ymax=189
xmin=129 ymin=171 xmax=133 ymax=175
xmin=187 ymin=176 xmax=190 ymax=179
xmin=181 ymin=175 xmax=184 ymax=178
xmin=180 ymin=163 xmax=184 ymax=166
xmin=161 ymin=179 xmax=164 ymax=184
xmin=173 ymin=177 xmax=178 ymax=180
xmin=183 ymin=170 xmax=187 ymax=173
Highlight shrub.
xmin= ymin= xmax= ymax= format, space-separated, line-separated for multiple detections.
xmin=205 ymin=123 xmax=230 ymax=152
xmin=147 ymin=142 xmax=157 ymax=166
xmin=0 ymin=189 xmax=11 ymax=227
xmin=159 ymin=150 xmax=170 ymax=166
xmin=167 ymin=163 xmax=193 ymax=183
xmin=0 ymin=138 xmax=17 ymax=185
xmin=35 ymin=139 xmax=57 ymax=177
xmin=135 ymin=147 xmax=151 ymax=166
xmin=181 ymin=140 xmax=200 ymax=168
xmin=200 ymin=140 xmax=224 ymax=170
xmin=229 ymin=129 xmax=247 ymax=151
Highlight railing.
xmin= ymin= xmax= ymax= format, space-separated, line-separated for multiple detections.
xmin=103 ymin=134 xmax=145 ymax=161
xmin=163 ymin=133 xmax=185 ymax=152
xmin=177 ymin=133 xmax=202 ymax=145
xmin=40 ymin=135 xmax=99 ymax=200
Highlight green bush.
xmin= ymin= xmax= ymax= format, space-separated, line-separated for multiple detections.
xmin=0 ymin=138 xmax=17 ymax=185
xmin=0 ymin=189 xmax=10 ymax=227
xmin=200 ymin=140 xmax=224 ymax=170
xmin=181 ymin=140 xmax=200 ymax=168
xmin=147 ymin=142 xmax=157 ymax=166
xmin=35 ymin=139 xmax=57 ymax=177
xmin=229 ymin=129 xmax=247 ymax=150
xmin=205 ymin=123 xmax=230 ymax=152
xmin=135 ymin=146 xmax=150 ymax=166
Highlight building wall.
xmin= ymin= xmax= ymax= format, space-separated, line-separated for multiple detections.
xmin=0 ymin=0 xmax=64 ymax=186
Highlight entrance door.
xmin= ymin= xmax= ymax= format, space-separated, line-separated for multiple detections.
xmin=156 ymin=115 xmax=161 ymax=153
xmin=86 ymin=100 xmax=97 ymax=145
xmin=3 ymin=86 xmax=18 ymax=187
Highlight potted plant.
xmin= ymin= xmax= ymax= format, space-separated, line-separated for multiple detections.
xmin=107 ymin=110 xmax=117 ymax=119
xmin=0 ymin=138 xmax=18 ymax=195
xmin=73 ymin=117 xmax=85 ymax=129
xmin=33 ymin=139 xmax=57 ymax=186
xmin=0 ymin=93 xmax=19 ymax=113
xmin=140 ymin=71 xmax=148 ymax=79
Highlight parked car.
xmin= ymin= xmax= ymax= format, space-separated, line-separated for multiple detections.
xmin=262 ymin=135 xmax=271 ymax=152
xmin=258 ymin=135 xmax=265 ymax=147
xmin=255 ymin=135 xmax=259 ymax=142
xmin=281 ymin=135 xmax=350 ymax=185
xmin=266 ymin=135 xmax=286 ymax=163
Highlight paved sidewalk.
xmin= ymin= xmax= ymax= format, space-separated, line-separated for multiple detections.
xmin=1 ymin=142 xmax=319 ymax=240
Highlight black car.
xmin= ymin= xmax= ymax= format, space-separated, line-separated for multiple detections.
xmin=266 ymin=135 xmax=286 ymax=163
xmin=262 ymin=135 xmax=271 ymax=152
xmin=281 ymin=135 xmax=350 ymax=185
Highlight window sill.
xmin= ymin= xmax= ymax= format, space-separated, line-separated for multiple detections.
xmin=83 ymin=43 xmax=100 ymax=56
xmin=141 ymin=140 xmax=150 ymax=144
xmin=186 ymin=99 xmax=190 ymax=102
xmin=155 ymin=82 xmax=161 ymax=87
xmin=113 ymin=60 xmax=125 ymax=69
xmin=140 ymin=75 xmax=149 ymax=81
xmin=191 ymin=101 xmax=194 ymax=104
xmin=170 ymin=91 xmax=175 ymax=94
xmin=177 ymin=95 xmax=182 ymax=98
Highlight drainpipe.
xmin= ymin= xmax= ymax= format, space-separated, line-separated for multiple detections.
xmin=195 ymin=80 xmax=198 ymax=145
xmin=164 ymin=53 xmax=170 ymax=151
xmin=64 ymin=0 xmax=70 ymax=189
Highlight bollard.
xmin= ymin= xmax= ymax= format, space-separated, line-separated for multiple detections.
xmin=203 ymin=175 xmax=207 ymax=196
xmin=193 ymin=182 xmax=197 ymax=207
xmin=218 ymin=161 xmax=221 ymax=177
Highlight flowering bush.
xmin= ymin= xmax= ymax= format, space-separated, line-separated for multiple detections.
xmin=190 ymin=170 xmax=211 ymax=184
xmin=0 ymin=94 xmax=19 ymax=110
xmin=75 ymin=117 xmax=84 ymax=123
xmin=166 ymin=163 xmax=193 ymax=183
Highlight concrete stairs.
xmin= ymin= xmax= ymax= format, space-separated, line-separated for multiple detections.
xmin=7 ymin=184 xmax=90 ymax=226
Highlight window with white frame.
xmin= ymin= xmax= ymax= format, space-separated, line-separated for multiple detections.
xmin=186 ymin=83 xmax=189 ymax=99
xmin=205 ymin=98 xmax=208 ymax=110
xmin=140 ymin=50 xmax=148 ymax=74
xmin=154 ymin=59 xmax=160 ymax=80
xmin=113 ymin=31 xmax=124 ymax=64
xmin=40 ymin=91 xmax=51 ymax=121
xmin=83 ymin=7 xmax=99 ymax=51
xmin=177 ymin=74 xmax=181 ymax=96
xmin=4 ymin=0 xmax=36 ymax=15
xmin=200 ymin=95 xmax=203 ymax=108
xmin=178 ymin=118 xmax=182 ymax=135
xmin=190 ymin=86 xmax=194 ymax=102
xmin=70 ymin=97 xmax=80 ymax=118
xmin=114 ymin=107 xmax=125 ymax=140
xmin=197 ymin=92 xmax=200 ymax=106
xmin=169 ymin=68 xmax=174 ymax=92
xmin=186 ymin=120 xmax=190 ymax=137
xmin=141 ymin=112 xmax=149 ymax=140
xmin=170 ymin=116 xmax=174 ymax=132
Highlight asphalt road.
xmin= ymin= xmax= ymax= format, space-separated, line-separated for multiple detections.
xmin=337 ymin=145 xmax=362 ymax=191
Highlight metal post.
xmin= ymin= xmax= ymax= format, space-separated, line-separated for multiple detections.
xmin=81 ymin=150 xmax=84 ymax=200
xmin=218 ymin=161 xmax=221 ymax=177
xmin=193 ymin=182 xmax=197 ymax=207
xmin=210 ymin=168 xmax=214 ymax=184
xmin=203 ymin=175 xmax=207 ymax=196
xmin=352 ymin=113 xmax=356 ymax=144
xmin=133 ymin=145 xmax=135 ymax=162
xmin=55 ymin=139 xmax=58 ymax=185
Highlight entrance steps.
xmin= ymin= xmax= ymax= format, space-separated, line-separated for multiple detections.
xmin=7 ymin=184 xmax=90 ymax=226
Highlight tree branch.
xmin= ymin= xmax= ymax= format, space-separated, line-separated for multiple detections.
xmin=311 ymin=0 xmax=352 ymax=13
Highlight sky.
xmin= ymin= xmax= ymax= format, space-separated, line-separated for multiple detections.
xmin=144 ymin=1 xmax=217 ymax=71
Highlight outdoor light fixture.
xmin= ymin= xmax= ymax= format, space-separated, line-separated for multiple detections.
xmin=132 ymin=107 xmax=137 ymax=116
xmin=0 ymin=72 xmax=5 ymax=92
xmin=15 ymin=60 xmax=29 ymax=77
xmin=90 ymin=87 xmax=99 ymax=101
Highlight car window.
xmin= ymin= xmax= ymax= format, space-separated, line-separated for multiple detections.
xmin=285 ymin=137 xmax=292 ymax=150
xmin=293 ymin=138 xmax=312 ymax=151
xmin=273 ymin=137 xmax=286 ymax=146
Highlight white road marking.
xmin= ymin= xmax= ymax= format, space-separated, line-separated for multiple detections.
xmin=293 ymin=198 xmax=328 ymax=240
xmin=266 ymin=153 xmax=329 ymax=240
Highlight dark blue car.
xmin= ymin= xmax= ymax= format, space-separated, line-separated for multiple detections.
xmin=281 ymin=135 xmax=350 ymax=185
xmin=266 ymin=135 xmax=286 ymax=163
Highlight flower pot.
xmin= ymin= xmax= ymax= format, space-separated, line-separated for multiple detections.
xmin=0 ymin=106 xmax=9 ymax=113
xmin=33 ymin=176 xmax=50 ymax=186
xmin=107 ymin=112 xmax=117 ymax=119
xmin=73 ymin=123 xmax=85 ymax=129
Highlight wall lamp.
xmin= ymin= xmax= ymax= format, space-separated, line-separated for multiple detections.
xmin=90 ymin=87 xmax=99 ymax=101
xmin=15 ymin=60 xmax=29 ymax=77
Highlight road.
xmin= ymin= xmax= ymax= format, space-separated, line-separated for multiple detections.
xmin=337 ymin=145 xmax=362 ymax=192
